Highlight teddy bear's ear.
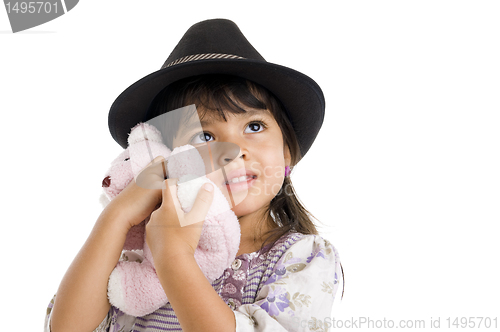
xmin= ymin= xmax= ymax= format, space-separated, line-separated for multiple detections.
xmin=128 ymin=123 xmax=172 ymax=179
xmin=128 ymin=123 xmax=163 ymax=145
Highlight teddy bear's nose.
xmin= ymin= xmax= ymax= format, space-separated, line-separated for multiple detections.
xmin=102 ymin=176 xmax=111 ymax=188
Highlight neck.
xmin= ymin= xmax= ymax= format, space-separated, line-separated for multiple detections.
xmin=236 ymin=206 xmax=272 ymax=256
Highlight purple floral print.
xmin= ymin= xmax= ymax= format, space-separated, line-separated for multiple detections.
xmin=265 ymin=255 xmax=302 ymax=285
xmin=259 ymin=286 xmax=290 ymax=317
xmin=110 ymin=306 xmax=124 ymax=332
xmin=306 ymin=244 xmax=326 ymax=263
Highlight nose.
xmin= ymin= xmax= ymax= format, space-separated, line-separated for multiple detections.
xmin=205 ymin=141 xmax=242 ymax=170
xmin=224 ymin=145 xmax=247 ymax=163
xmin=212 ymin=131 xmax=249 ymax=167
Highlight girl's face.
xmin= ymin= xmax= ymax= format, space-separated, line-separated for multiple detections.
xmin=172 ymin=106 xmax=291 ymax=218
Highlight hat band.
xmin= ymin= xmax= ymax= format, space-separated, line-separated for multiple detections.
xmin=161 ymin=53 xmax=245 ymax=69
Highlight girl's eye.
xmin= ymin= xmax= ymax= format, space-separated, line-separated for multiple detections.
xmin=244 ymin=121 xmax=266 ymax=133
xmin=191 ymin=132 xmax=214 ymax=144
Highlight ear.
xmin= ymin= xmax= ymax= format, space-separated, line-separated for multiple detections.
xmin=283 ymin=144 xmax=292 ymax=167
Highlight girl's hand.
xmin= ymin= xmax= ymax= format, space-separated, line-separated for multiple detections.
xmin=146 ymin=179 xmax=214 ymax=260
xmin=106 ymin=156 xmax=166 ymax=230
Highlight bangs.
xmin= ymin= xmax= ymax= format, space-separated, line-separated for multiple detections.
xmin=182 ymin=75 xmax=269 ymax=123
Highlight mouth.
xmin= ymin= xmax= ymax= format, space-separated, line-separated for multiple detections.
xmin=222 ymin=169 xmax=257 ymax=193
xmin=224 ymin=174 xmax=257 ymax=185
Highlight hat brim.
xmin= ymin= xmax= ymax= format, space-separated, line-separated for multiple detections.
xmin=108 ymin=59 xmax=324 ymax=158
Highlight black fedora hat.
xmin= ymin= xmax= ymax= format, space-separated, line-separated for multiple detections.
xmin=108 ymin=19 xmax=325 ymax=159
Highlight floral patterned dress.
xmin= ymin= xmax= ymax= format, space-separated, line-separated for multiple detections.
xmin=45 ymin=231 xmax=342 ymax=331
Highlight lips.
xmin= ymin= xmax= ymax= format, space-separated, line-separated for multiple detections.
xmin=222 ymin=168 xmax=257 ymax=193
xmin=222 ymin=168 xmax=257 ymax=186
xmin=226 ymin=175 xmax=256 ymax=184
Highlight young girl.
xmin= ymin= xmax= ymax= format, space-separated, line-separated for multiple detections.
xmin=45 ymin=19 xmax=342 ymax=332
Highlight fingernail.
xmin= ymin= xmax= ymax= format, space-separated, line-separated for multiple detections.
xmin=203 ymin=183 xmax=214 ymax=192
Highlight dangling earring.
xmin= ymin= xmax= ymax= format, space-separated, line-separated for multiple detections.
xmin=284 ymin=166 xmax=291 ymax=177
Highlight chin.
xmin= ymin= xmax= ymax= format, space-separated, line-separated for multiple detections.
xmin=231 ymin=196 xmax=269 ymax=219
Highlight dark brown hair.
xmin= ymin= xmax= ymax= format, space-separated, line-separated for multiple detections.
xmin=144 ymin=74 xmax=324 ymax=250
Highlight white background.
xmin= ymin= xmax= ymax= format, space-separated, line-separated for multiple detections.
xmin=1 ymin=1 xmax=499 ymax=331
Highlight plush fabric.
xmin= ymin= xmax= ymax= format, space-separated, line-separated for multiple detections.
xmin=101 ymin=122 xmax=241 ymax=316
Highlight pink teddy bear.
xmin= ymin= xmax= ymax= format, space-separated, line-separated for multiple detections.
xmin=100 ymin=123 xmax=241 ymax=316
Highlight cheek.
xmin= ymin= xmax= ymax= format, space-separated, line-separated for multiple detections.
xmin=252 ymin=159 xmax=286 ymax=199
xmin=257 ymin=149 xmax=286 ymax=178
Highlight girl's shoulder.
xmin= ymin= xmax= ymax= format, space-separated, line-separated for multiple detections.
xmin=250 ymin=231 xmax=340 ymax=270
xmin=268 ymin=231 xmax=338 ymax=254
xmin=276 ymin=232 xmax=339 ymax=262
xmin=245 ymin=231 xmax=342 ymax=302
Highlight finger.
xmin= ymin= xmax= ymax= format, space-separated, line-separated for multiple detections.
xmin=163 ymin=178 xmax=186 ymax=216
xmin=147 ymin=155 xmax=165 ymax=167
xmin=155 ymin=178 xmax=186 ymax=227
xmin=183 ymin=182 xmax=214 ymax=227
xmin=135 ymin=156 xmax=167 ymax=189
xmin=161 ymin=178 xmax=180 ymax=207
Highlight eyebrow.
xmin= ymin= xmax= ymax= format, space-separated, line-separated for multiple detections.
xmin=175 ymin=118 xmax=216 ymax=139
